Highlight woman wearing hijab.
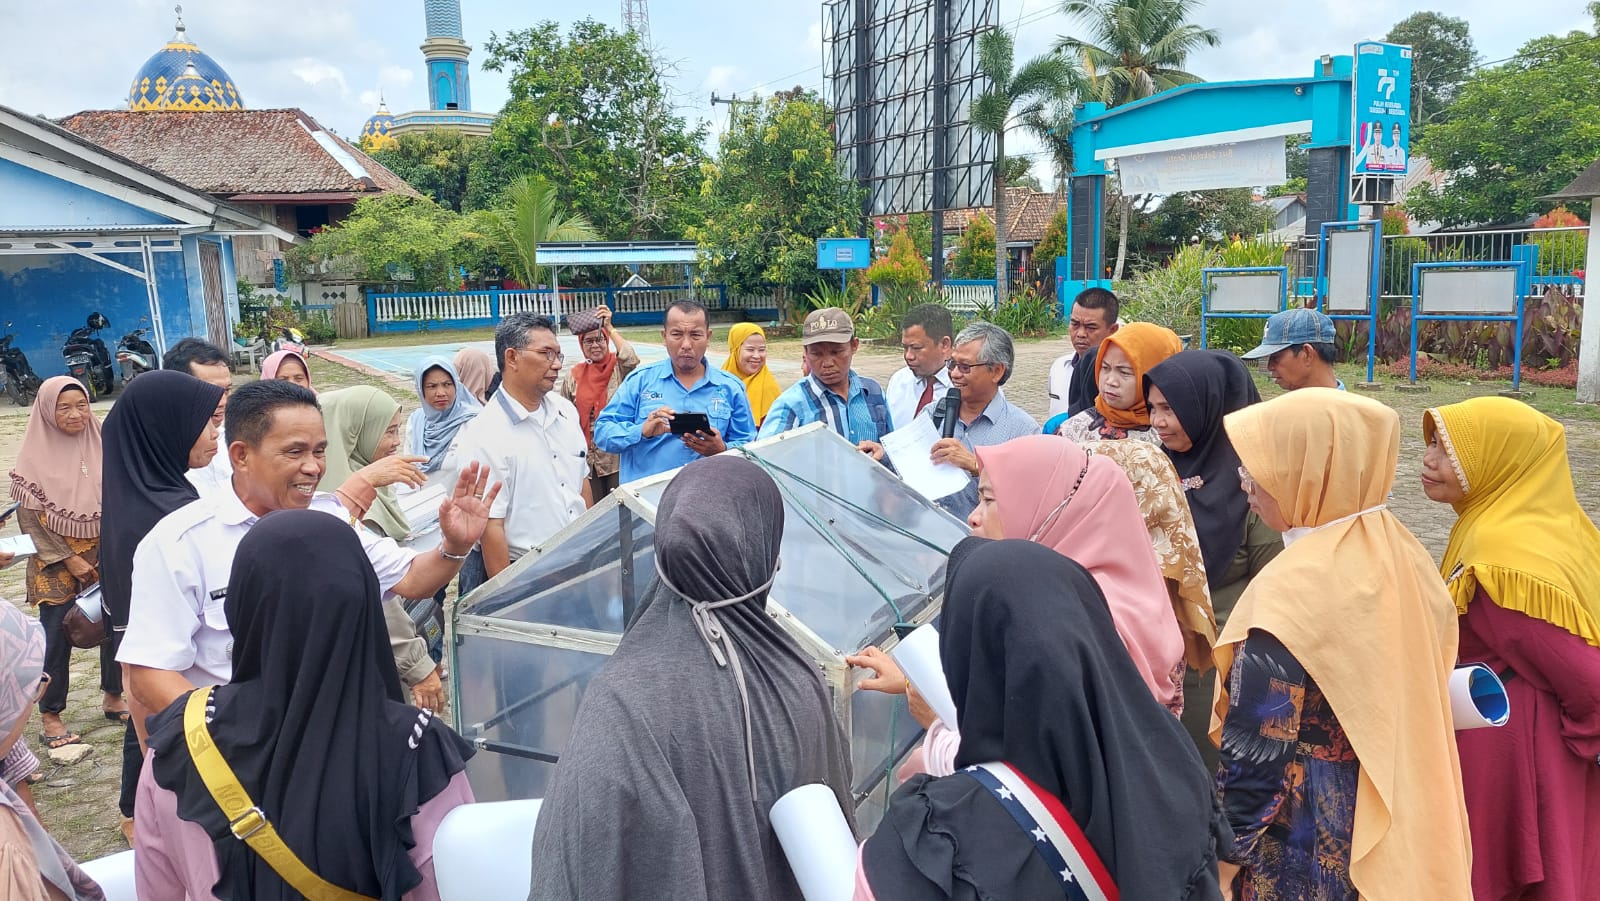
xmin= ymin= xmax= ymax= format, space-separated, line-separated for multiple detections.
xmin=258 ymin=349 xmax=312 ymax=391
xmin=559 ymin=306 xmax=639 ymax=498
xmin=100 ymin=369 xmax=224 ymax=846
xmin=135 ymin=510 xmax=475 ymax=901
xmin=452 ymin=347 xmax=495 ymax=405
xmin=318 ymin=386 xmax=415 ymax=541
xmin=528 ymin=455 xmax=854 ymax=901
xmin=1421 ymin=397 xmax=1600 ymax=901
xmin=9 ymin=377 xmax=114 ymax=750
xmin=406 ymin=356 xmax=481 ymax=475
xmin=1145 ymin=349 xmax=1281 ymax=768
xmin=1055 ymin=322 xmax=1183 ymax=444
xmin=856 ymin=538 xmax=1228 ymax=900
xmin=1214 ymin=389 xmax=1471 ymax=900
xmin=721 ymin=323 xmax=781 ymax=427
xmin=0 ymin=601 xmax=106 ymax=901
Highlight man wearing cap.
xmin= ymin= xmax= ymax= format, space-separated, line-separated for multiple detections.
xmin=1241 ymin=307 xmax=1346 ymax=391
xmin=559 ymin=305 xmax=639 ymax=500
xmin=758 ymin=307 xmax=893 ymax=459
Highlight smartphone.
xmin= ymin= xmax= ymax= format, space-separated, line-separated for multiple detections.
xmin=0 ymin=503 xmax=16 ymax=526
xmin=669 ymin=412 xmax=712 ymax=436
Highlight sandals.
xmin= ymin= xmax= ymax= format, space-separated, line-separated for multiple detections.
xmin=103 ymin=709 xmax=131 ymax=723
xmin=23 ymin=771 xmax=44 ymax=785
xmin=39 ymin=731 xmax=81 ymax=750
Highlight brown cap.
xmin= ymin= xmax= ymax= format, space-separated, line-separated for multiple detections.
xmin=801 ymin=307 xmax=855 ymax=345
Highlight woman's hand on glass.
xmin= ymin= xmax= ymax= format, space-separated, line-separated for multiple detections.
xmin=358 ymin=454 xmax=429 ymax=490
xmin=846 ymin=645 xmax=908 ymax=694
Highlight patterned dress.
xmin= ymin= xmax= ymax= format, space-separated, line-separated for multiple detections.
xmin=1218 ymin=630 xmax=1359 ymax=901
xmin=1057 ymin=409 xmax=1165 ymax=446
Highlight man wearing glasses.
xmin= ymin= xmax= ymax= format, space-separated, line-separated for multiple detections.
xmin=594 ymin=299 xmax=757 ymax=484
xmin=926 ymin=321 xmax=1040 ymax=518
xmin=559 ymin=305 xmax=640 ymax=501
xmin=448 ymin=312 xmax=591 ymax=580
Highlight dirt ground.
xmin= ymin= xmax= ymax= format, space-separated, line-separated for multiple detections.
xmin=4 ymin=335 xmax=1599 ymax=863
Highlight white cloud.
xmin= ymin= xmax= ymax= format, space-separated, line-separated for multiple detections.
xmin=805 ymin=22 xmax=822 ymax=54
xmin=703 ymin=65 xmax=739 ymax=94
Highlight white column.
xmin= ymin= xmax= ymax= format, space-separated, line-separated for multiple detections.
xmin=1579 ymin=212 xmax=1600 ymax=403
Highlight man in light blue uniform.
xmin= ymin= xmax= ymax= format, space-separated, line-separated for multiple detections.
xmin=757 ymin=307 xmax=892 ymax=459
xmin=594 ymin=299 xmax=757 ymax=483
xmin=1242 ymin=308 xmax=1346 ymax=391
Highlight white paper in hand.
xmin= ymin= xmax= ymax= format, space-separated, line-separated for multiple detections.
xmin=882 ymin=416 xmax=969 ymax=503
xmin=771 ymin=784 xmax=858 ymax=901
xmin=891 ymin=625 xmax=960 ymax=729
xmin=0 ymin=535 xmax=37 ymax=557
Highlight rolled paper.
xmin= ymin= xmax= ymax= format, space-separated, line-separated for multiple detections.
xmin=892 ymin=625 xmax=960 ymax=730
xmin=1451 ymin=663 xmax=1510 ymax=730
xmin=771 ymin=784 xmax=858 ymax=901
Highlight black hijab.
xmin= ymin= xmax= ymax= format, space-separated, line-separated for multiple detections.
xmin=99 ymin=370 xmax=223 ymax=629
xmin=1145 ymin=350 xmax=1261 ymax=586
xmin=528 ymin=455 xmax=855 ymax=901
xmin=862 ymin=538 xmax=1228 ymax=900
xmin=146 ymin=510 xmax=473 ymax=901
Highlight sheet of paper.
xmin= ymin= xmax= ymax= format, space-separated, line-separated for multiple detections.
xmin=882 ymin=416 xmax=970 ymax=503
xmin=771 ymin=784 xmax=858 ymax=901
xmin=892 ymin=624 xmax=960 ymax=729
xmin=0 ymin=535 xmax=37 ymax=557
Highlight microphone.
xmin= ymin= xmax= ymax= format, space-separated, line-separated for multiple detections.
xmin=939 ymin=387 xmax=961 ymax=439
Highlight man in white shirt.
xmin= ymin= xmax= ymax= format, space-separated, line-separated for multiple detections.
xmin=450 ymin=312 xmax=591 ymax=580
xmin=1051 ymin=288 xmax=1123 ymax=420
xmin=885 ymin=303 xmax=955 ymax=429
xmin=118 ymin=379 xmax=499 ymax=720
xmin=164 ymin=338 xmax=236 ymax=498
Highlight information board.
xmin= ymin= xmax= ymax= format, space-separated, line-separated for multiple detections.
xmin=816 ymin=238 xmax=872 ymax=270
xmin=1351 ymin=41 xmax=1413 ymax=178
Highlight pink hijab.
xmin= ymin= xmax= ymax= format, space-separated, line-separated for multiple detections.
xmin=9 ymin=376 xmax=102 ymax=539
xmin=452 ymin=347 xmax=495 ymax=404
xmin=976 ymin=435 xmax=1185 ymax=709
xmin=260 ymin=350 xmax=312 ymax=387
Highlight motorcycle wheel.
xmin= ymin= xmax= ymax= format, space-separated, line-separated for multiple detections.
xmin=3 ymin=379 xmax=22 ymax=407
xmin=73 ymin=375 xmax=97 ymax=404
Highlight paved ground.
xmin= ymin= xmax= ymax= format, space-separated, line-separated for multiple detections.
xmin=4 ymin=331 xmax=1599 ymax=864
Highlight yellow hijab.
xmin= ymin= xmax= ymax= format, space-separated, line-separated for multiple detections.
xmin=1216 ymin=388 xmax=1471 ymax=900
xmin=721 ymin=323 xmax=781 ymax=425
xmin=1425 ymin=397 xmax=1600 ymax=647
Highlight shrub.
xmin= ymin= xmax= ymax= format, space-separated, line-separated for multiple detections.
xmin=976 ymin=287 xmax=1060 ymax=338
xmin=1120 ymin=244 xmax=1218 ymax=337
xmin=949 ymin=213 xmax=997 ymax=280
xmin=866 ymin=230 xmax=930 ymax=293
xmin=1219 ymin=235 xmax=1287 ymax=268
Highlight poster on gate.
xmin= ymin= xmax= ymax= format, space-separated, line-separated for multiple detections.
xmin=1350 ymin=41 xmax=1413 ymax=178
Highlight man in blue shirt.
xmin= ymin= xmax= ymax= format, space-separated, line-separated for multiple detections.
xmin=593 ymin=300 xmax=757 ymax=483
xmin=757 ymin=307 xmax=892 ymax=459
xmin=924 ymin=321 xmax=1041 ymax=518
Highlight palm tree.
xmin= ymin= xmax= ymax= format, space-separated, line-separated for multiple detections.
xmin=970 ymin=27 xmax=1077 ymax=303
xmin=1020 ymin=97 xmax=1079 ymax=195
xmin=1057 ymin=0 xmax=1220 ymax=279
xmin=476 ymin=175 xmax=600 ymax=289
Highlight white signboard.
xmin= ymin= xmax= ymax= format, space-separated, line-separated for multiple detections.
xmin=1208 ymin=273 xmax=1283 ymax=313
xmin=1418 ymin=268 xmax=1520 ymax=316
xmin=1326 ymin=229 xmax=1376 ymax=313
xmin=1117 ymin=137 xmax=1287 ymax=195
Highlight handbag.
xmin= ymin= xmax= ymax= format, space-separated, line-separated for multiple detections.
xmin=61 ymin=584 xmax=108 ymax=649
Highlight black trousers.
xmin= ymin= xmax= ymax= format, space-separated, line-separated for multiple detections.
xmin=36 ymin=601 xmax=120 ymax=716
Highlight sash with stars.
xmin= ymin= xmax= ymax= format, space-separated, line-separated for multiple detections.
xmin=962 ymin=762 xmax=1118 ymax=901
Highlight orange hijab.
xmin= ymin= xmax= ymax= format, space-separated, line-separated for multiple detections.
xmin=1093 ymin=323 xmax=1183 ymax=430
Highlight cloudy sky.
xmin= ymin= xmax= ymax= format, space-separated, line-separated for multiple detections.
xmin=1 ymin=0 xmax=1592 ymax=161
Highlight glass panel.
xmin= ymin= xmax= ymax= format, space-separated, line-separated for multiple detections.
xmin=461 ymin=502 xmax=655 ymax=634
xmin=849 ymin=685 xmax=924 ymax=833
xmin=454 ymin=633 xmax=610 ymax=802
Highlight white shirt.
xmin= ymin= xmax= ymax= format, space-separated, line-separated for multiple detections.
xmin=885 ymin=365 xmax=954 ymax=433
xmin=116 ymin=489 xmax=417 ymax=688
xmin=1047 ymin=350 xmax=1077 ymax=418
xmin=447 ymin=389 xmax=587 ymax=560
xmin=185 ymin=424 xmax=233 ymax=499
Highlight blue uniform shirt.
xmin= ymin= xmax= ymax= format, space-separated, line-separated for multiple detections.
xmin=757 ymin=372 xmax=892 ymax=444
xmin=593 ymin=358 xmax=757 ymax=483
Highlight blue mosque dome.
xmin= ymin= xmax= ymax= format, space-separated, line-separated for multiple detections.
xmin=360 ymin=100 xmax=398 ymax=152
xmin=127 ymin=9 xmax=244 ymax=111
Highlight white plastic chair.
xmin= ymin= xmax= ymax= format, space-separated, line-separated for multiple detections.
xmin=433 ymin=799 xmax=544 ymax=901
xmin=79 ymin=849 xmax=136 ymax=901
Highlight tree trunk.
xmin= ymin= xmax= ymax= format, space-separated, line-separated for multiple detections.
xmin=993 ymin=131 xmax=1009 ymax=304
xmin=1113 ymin=192 xmax=1131 ymax=282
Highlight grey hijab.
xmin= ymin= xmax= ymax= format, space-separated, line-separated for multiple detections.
xmin=528 ymin=456 xmax=855 ymax=901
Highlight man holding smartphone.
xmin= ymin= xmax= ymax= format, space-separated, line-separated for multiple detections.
xmin=594 ymin=300 xmax=756 ymax=483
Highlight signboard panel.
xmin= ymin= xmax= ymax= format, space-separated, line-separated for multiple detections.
xmin=1118 ymin=137 xmax=1287 ymax=195
xmin=1208 ymin=272 xmax=1283 ymax=313
xmin=1326 ymin=229 xmax=1375 ymax=313
xmin=1351 ymin=41 xmax=1413 ymax=178
xmin=817 ymin=238 xmax=872 ymax=270
xmin=1418 ymin=268 xmax=1520 ymax=315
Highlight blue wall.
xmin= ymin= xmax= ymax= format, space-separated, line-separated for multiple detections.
xmin=0 ymin=247 xmax=193 ymax=381
xmin=0 ymin=159 xmax=175 ymax=229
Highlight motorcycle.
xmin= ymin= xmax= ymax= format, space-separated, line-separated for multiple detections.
xmin=0 ymin=324 xmax=42 ymax=407
xmin=62 ymin=312 xmax=116 ymax=401
xmin=115 ymin=326 xmax=159 ymax=384
xmin=271 ymin=324 xmax=307 ymax=358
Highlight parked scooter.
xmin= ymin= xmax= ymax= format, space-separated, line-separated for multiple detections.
xmin=271 ymin=324 xmax=308 ymax=358
xmin=0 ymin=323 xmax=42 ymax=407
xmin=115 ymin=326 xmax=159 ymax=384
xmin=62 ymin=312 xmax=116 ymax=401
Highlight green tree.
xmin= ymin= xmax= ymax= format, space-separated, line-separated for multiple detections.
xmin=287 ymin=195 xmax=474 ymax=291
xmin=1002 ymin=156 xmax=1045 ymax=191
xmin=472 ymin=175 xmax=600 ymax=289
xmin=1020 ymin=98 xmax=1079 ymax=193
xmin=690 ymin=92 xmax=863 ymax=292
xmin=1384 ymin=12 xmax=1478 ymax=126
xmin=1057 ymin=0 xmax=1220 ymax=280
xmin=866 ymin=230 xmax=931 ymax=293
xmin=473 ymin=19 xmax=708 ymax=239
xmin=1408 ymin=27 xmax=1600 ymax=226
xmin=950 ymin=213 xmax=998 ymax=280
xmin=1033 ymin=207 xmax=1067 ymax=280
xmin=369 ymin=129 xmax=483 ymax=213
xmin=971 ymin=27 xmax=1077 ymax=302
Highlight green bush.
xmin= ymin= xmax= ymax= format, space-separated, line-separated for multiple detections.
xmin=866 ymin=230 xmax=930 ymax=292
xmin=949 ymin=213 xmax=997 ymax=280
xmin=1120 ymin=244 xmax=1218 ymax=337
xmin=858 ymin=284 xmax=946 ymax=340
xmin=972 ymin=287 xmax=1060 ymax=338
xmin=1529 ymin=229 xmax=1587 ymax=276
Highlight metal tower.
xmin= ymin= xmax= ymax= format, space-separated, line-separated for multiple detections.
xmin=622 ymin=0 xmax=651 ymax=50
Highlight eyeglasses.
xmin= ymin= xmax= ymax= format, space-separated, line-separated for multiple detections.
xmin=524 ymin=347 xmax=564 ymax=364
xmin=946 ymin=359 xmax=994 ymax=375
xmin=580 ymin=335 xmax=608 ymax=348
xmin=1237 ymin=465 xmax=1256 ymax=494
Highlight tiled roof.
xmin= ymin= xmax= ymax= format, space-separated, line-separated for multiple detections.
xmin=943 ymin=187 xmax=1065 ymax=245
xmin=56 ymin=108 xmax=419 ymax=199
